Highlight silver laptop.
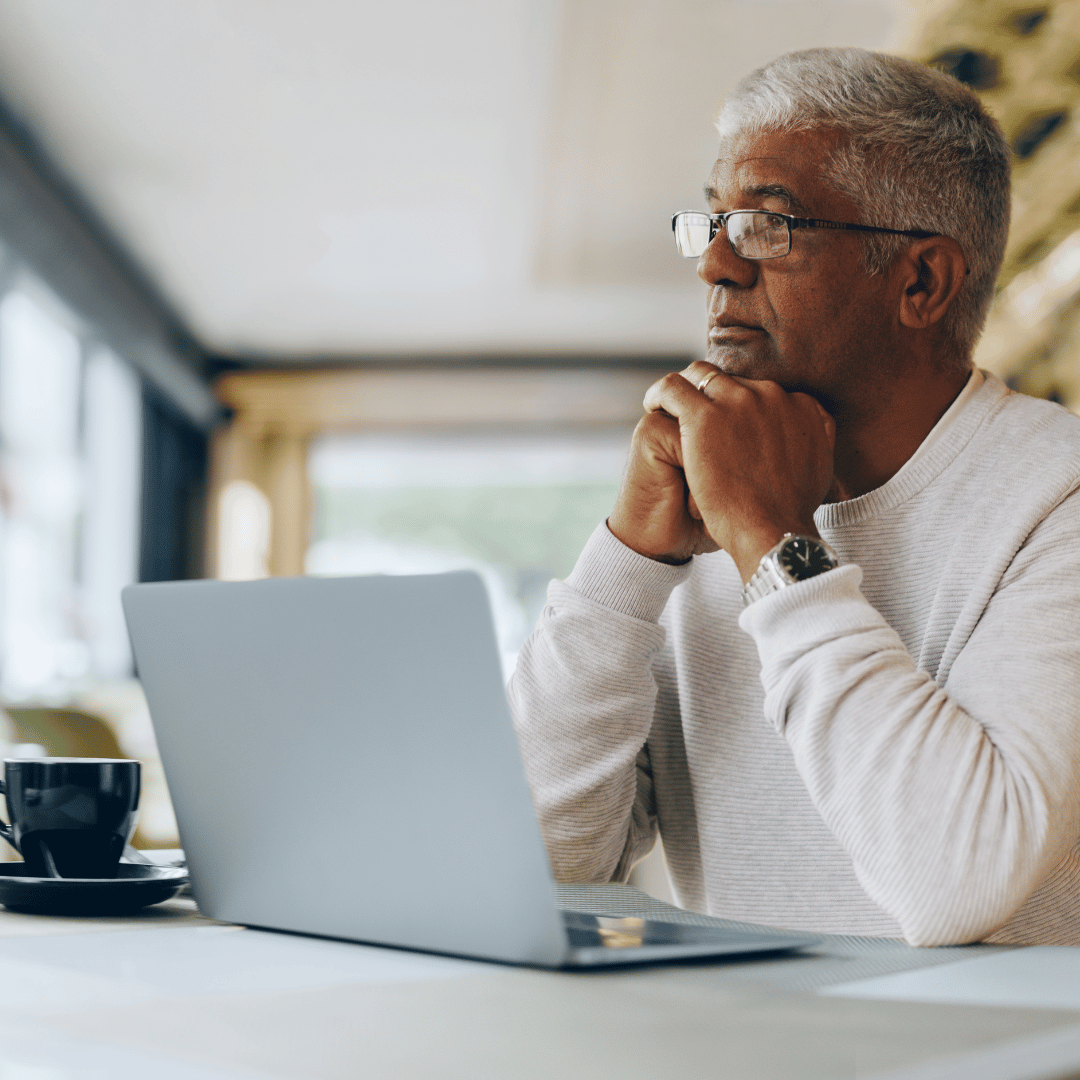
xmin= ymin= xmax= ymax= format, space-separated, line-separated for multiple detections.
xmin=122 ymin=572 xmax=817 ymax=967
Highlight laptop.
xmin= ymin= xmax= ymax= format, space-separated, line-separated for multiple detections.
xmin=122 ymin=572 xmax=818 ymax=967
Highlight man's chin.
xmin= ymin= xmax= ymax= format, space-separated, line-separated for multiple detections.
xmin=704 ymin=341 xmax=780 ymax=382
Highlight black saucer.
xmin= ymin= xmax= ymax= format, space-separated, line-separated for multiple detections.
xmin=0 ymin=862 xmax=189 ymax=915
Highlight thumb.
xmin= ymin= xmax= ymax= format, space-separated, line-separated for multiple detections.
xmin=812 ymin=399 xmax=836 ymax=451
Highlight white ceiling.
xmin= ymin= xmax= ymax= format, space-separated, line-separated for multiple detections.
xmin=0 ymin=0 xmax=899 ymax=360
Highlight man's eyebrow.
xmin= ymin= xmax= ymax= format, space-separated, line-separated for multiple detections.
xmin=748 ymin=183 xmax=809 ymax=212
xmin=702 ymin=182 xmax=808 ymax=213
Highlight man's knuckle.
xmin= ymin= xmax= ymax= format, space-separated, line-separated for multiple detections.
xmin=638 ymin=411 xmax=669 ymax=437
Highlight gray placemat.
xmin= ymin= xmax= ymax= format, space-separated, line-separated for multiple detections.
xmin=555 ymin=883 xmax=1008 ymax=992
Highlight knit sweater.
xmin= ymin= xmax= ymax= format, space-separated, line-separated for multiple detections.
xmin=509 ymin=374 xmax=1080 ymax=947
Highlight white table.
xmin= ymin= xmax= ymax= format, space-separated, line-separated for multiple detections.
xmin=0 ymin=885 xmax=1078 ymax=1080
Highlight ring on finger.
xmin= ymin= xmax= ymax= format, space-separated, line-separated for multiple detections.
xmin=697 ymin=369 xmax=720 ymax=393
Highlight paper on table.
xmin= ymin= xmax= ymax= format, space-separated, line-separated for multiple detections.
xmin=822 ymin=947 xmax=1080 ymax=1011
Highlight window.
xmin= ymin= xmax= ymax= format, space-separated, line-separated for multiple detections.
xmin=307 ymin=426 xmax=633 ymax=675
xmin=80 ymin=347 xmax=142 ymax=678
xmin=0 ymin=285 xmax=142 ymax=699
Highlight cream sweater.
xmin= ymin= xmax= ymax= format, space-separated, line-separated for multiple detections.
xmin=510 ymin=374 xmax=1080 ymax=946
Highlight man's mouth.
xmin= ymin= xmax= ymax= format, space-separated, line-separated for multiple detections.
xmin=708 ymin=321 xmax=765 ymax=343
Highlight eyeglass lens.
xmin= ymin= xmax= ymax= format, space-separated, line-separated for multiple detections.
xmin=673 ymin=211 xmax=791 ymax=259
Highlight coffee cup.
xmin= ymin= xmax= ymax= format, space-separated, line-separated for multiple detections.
xmin=0 ymin=758 xmax=140 ymax=878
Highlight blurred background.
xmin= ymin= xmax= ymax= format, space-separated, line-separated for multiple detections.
xmin=0 ymin=0 xmax=1072 ymax=895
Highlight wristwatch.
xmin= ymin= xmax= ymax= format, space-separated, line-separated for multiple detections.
xmin=742 ymin=533 xmax=839 ymax=606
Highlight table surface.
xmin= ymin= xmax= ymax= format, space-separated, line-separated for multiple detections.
xmin=1 ymin=883 xmax=1079 ymax=1080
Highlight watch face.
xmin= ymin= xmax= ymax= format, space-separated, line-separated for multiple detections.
xmin=778 ymin=536 xmax=837 ymax=581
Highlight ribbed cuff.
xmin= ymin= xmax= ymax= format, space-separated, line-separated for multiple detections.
xmin=565 ymin=522 xmax=693 ymax=623
xmin=738 ymin=564 xmax=873 ymax=643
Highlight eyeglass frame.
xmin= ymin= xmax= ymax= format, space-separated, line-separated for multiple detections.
xmin=671 ymin=209 xmax=936 ymax=260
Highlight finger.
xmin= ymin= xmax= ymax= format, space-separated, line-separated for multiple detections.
xmin=644 ymin=370 xmax=709 ymax=414
xmin=791 ymin=392 xmax=837 ymax=449
xmin=641 ymin=362 xmax=721 ymax=413
xmin=631 ymin=408 xmax=686 ymax=472
xmin=642 ymin=367 xmax=702 ymax=413
xmin=691 ymin=367 xmax=789 ymax=404
xmin=645 ymin=368 xmax=745 ymax=415
xmin=815 ymin=402 xmax=836 ymax=450
xmin=642 ymin=373 xmax=669 ymax=412
xmin=679 ymin=361 xmax=722 ymax=394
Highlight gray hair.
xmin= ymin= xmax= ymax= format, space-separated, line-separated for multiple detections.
xmin=717 ymin=48 xmax=1011 ymax=367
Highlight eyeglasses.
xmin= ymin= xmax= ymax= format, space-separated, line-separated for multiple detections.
xmin=671 ymin=210 xmax=935 ymax=260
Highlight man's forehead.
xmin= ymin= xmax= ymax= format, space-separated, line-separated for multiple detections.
xmin=705 ymin=128 xmax=843 ymax=210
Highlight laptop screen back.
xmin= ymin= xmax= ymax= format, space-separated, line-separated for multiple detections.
xmin=123 ymin=572 xmax=568 ymax=965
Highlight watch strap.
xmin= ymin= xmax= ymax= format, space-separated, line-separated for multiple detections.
xmin=742 ymin=534 xmax=839 ymax=607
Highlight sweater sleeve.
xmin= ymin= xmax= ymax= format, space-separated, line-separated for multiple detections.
xmin=740 ymin=494 xmax=1080 ymax=946
xmin=508 ymin=523 xmax=692 ymax=883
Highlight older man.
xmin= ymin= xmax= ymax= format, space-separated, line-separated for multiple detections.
xmin=510 ymin=47 xmax=1080 ymax=947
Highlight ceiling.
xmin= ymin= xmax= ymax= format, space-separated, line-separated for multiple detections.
xmin=0 ymin=0 xmax=898 ymax=361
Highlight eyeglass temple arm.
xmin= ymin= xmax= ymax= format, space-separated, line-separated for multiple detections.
xmin=790 ymin=218 xmax=936 ymax=239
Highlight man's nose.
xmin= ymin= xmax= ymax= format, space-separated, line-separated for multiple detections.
xmin=697 ymin=232 xmax=758 ymax=289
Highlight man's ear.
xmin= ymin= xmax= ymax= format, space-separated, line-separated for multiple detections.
xmin=897 ymin=236 xmax=967 ymax=330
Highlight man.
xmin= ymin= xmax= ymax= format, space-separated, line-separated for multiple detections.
xmin=509 ymin=47 xmax=1080 ymax=947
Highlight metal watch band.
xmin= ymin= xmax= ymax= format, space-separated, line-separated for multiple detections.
xmin=742 ymin=557 xmax=789 ymax=606
xmin=742 ymin=534 xmax=839 ymax=607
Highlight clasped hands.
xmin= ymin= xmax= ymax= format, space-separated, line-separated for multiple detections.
xmin=608 ymin=362 xmax=836 ymax=582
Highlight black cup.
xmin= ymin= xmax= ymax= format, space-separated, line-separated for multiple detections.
xmin=0 ymin=758 xmax=140 ymax=878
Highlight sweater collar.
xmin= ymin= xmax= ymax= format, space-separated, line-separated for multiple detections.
xmin=815 ymin=370 xmax=1009 ymax=529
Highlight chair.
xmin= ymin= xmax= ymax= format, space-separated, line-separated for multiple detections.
xmin=4 ymin=706 xmax=126 ymax=759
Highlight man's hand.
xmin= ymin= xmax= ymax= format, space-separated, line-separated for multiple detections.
xmin=609 ymin=363 xmax=835 ymax=579
xmin=608 ymin=404 xmax=720 ymax=565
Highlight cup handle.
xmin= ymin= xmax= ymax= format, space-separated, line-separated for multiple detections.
xmin=0 ymin=777 xmax=14 ymax=849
